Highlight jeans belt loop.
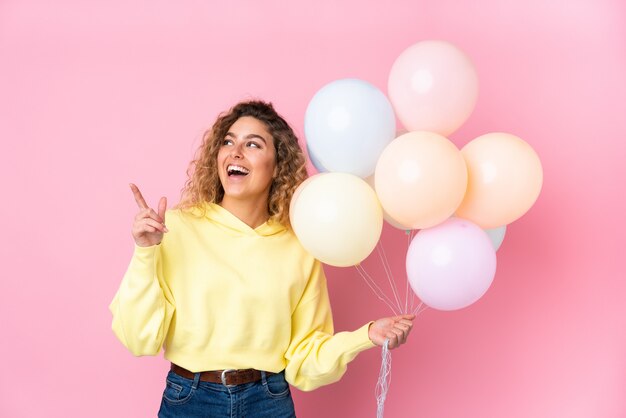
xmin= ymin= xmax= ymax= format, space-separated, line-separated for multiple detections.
xmin=192 ymin=372 xmax=201 ymax=390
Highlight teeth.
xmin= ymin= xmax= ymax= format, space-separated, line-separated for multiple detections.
xmin=227 ymin=164 xmax=250 ymax=175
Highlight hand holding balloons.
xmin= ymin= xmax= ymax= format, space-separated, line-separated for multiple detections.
xmin=368 ymin=314 xmax=415 ymax=349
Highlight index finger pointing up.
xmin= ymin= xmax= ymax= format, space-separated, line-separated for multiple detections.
xmin=129 ymin=183 xmax=149 ymax=209
xmin=158 ymin=196 xmax=167 ymax=221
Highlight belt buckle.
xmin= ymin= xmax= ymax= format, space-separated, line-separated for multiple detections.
xmin=221 ymin=369 xmax=237 ymax=387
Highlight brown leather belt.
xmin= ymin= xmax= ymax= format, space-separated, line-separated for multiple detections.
xmin=170 ymin=363 xmax=275 ymax=386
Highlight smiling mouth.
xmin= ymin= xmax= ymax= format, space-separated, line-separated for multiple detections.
xmin=227 ymin=164 xmax=250 ymax=177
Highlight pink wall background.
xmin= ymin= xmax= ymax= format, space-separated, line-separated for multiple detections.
xmin=1 ymin=0 xmax=625 ymax=417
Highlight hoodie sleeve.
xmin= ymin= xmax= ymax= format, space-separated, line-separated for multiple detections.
xmin=109 ymin=244 xmax=176 ymax=356
xmin=284 ymin=259 xmax=375 ymax=391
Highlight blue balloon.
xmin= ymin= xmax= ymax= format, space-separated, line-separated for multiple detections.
xmin=306 ymin=142 xmax=327 ymax=173
xmin=484 ymin=225 xmax=507 ymax=251
xmin=304 ymin=78 xmax=396 ymax=178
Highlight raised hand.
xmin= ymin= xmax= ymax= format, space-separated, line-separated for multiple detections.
xmin=129 ymin=183 xmax=168 ymax=247
xmin=368 ymin=314 xmax=415 ymax=349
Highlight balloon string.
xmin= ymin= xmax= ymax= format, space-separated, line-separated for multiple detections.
xmin=370 ymin=230 xmax=425 ymax=418
xmin=376 ymin=242 xmax=403 ymax=313
xmin=405 ymin=230 xmax=411 ymax=314
xmin=412 ymin=301 xmax=428 ymax=316
xmin=354 ymin=264 xmax=400 ymax=315
xmin=409 ymin=287 xmax=417 ymax=315
xmin=357 ymin=230 xmax=424 ymax=316
xmin=406 ymin=229 xmax=417 ymax=314
xmin=376 ymin=339 xmax=392 ymax=418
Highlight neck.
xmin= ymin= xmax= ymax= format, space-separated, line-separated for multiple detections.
xmin=219 ymin=195 xmax=270 ymax=229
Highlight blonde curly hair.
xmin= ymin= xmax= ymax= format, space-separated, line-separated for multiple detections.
xmin=176 ymin=100 xmax=308 ymax=227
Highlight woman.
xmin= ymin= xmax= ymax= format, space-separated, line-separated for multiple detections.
xmin=110 ymin=100 xmax=414 ymax=417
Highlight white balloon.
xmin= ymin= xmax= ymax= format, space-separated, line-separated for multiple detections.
xmin=305 ymin=78 xmax=396 ymax=178
xmin=306 ymin=142 xmax=327 ymax=173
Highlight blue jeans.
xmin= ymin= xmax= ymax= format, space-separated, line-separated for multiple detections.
xmin=157 ymin=369 xmax=296 ymax=417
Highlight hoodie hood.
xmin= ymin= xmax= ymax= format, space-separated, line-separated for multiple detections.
xmin=191 ymin=202 xmax=286 ymax=237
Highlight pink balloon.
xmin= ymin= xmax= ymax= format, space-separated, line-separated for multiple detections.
xmin=406 ymin=218 xmax=496 ymax=311
xmin=388 ymin=40 xmax=478 ymax=136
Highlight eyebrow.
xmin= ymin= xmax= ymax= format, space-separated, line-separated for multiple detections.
xmin=225 ymin=132 xmax=267 ymax=144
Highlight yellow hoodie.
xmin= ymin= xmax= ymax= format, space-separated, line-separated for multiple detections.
xmin=109 ymin=202 xmax=375 ymax=391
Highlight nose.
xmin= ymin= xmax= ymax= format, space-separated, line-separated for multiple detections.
xmin=230 ymin=142 xmax=244 ymax=159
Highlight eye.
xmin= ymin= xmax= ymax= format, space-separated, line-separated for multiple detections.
xmin=222 ymin=138 xmax=234 ymax=146
xmin=247 ymin=141 xmax=261 ymax=149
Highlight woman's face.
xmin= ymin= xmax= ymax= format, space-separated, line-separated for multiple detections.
xmin=217 ymin=116 xmax=277 ymax=204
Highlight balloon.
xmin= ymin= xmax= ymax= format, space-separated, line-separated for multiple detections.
xmin=306 ymin=142 xmax=327 ymax=173
xmin=289 ymin=176 xmax=316 ymax=218
xmin=388 ymin=40 xmax=478 ymax=136
xmin=304 ymin=78 xmax=396 ymax=178
xmin=290 ymin=173 xmax=383 ymax=267
xmin=406 ymin=218 xmax=496 ymax=311
xmin=375 ymin=131 xmax=468 ymax=229
xmin=456 ymin=132 xmax=543 ymax=228
xmin=364 ymin=175 xmax=412 ymax=230
xmin=484 ymin=225 xmax=506 ymax=251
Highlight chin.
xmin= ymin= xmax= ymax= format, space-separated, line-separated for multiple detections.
xmin=222 ymin=187 xmax=244 ymax=198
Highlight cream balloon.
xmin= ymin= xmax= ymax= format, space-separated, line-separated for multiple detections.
xmin=290 ymin=173 xmax=383 ymax=267
xmin=375 ymin=131 xmax=468 ymax=229
xmin=289 ymin=176 xmax=315 ymax=220
xmin=456 ymin=133 xmax=543 ymax=228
